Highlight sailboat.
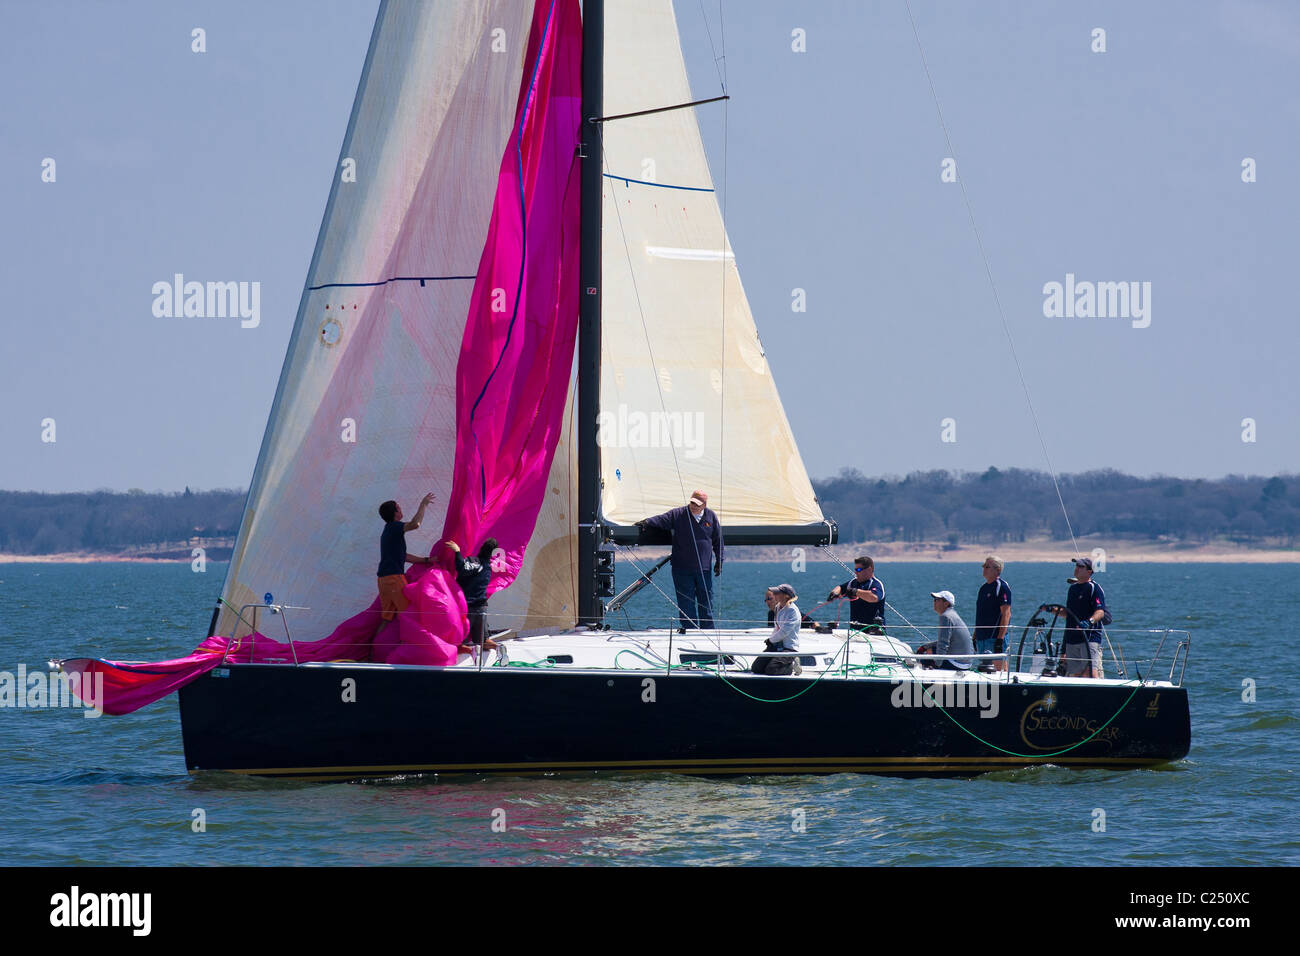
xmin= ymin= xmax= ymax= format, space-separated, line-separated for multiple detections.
xmin=58 ymin=0 xmax=1189 ymax=779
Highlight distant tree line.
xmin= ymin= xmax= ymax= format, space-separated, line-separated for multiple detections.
xmin=0 ymin=469 xmax=1297 ymax=554
xmin=0 ymin=488 xmax=244 ymax=554
xmin=814 ymin=468 xmax=1300 ymax=547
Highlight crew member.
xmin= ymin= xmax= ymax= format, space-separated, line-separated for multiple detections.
xmin=1062 ymin=557 xmax=1107 ymax=678
xmin=637 ymin=490 xmax=723 ymax=633
xmin=376 ymin=493 xmax=436 ymax=621
xmin=752 ymin=584 xmax=802 ymax=676
xmin=446 ymin=538 xmax=500 ymax=651
xmin=827 ymin=556 xmax=886 ymax=632
xmin=918 ymin=590 xmax=973 ymax=670
xmin=974 ymin=555 xmax=1012 ymax=672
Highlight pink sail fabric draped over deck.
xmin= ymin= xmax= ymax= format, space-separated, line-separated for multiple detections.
xmin=58 ymin=0 xmax=583 ymax=714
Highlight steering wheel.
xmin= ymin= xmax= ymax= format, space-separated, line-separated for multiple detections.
xmin=1014 ymin=605 xmax=1063 ymax=673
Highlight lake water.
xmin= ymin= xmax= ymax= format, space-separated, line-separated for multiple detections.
xmin=1 ymin=559 xmax=1296 ymax=865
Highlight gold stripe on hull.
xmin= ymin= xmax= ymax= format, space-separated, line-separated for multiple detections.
xmin=195 ymin=754 xmax=1172 ymax=779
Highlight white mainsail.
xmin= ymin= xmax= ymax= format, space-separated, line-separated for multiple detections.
xmin=598 ymin=0 xmax=824 ymax=529
xmin=218 ymin=0 xmax=577 ymax=640
xmin=219 ymin=0 xmax=823 ymax=644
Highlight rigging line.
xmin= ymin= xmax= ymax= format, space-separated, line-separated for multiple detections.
xmin=902 ymin=0 xmax=1079 ymax=558
xmin=614 ymin=545 xmax=724 ymax=650
xmin=717 ymin=0 xmax=729 ymax=606
xmin=610 ymin=550 xmax=863 ymax=699
xmin=601 ymin=141 xmax=689 ymax=504
xmin=817 ymin=544 xmax=931 ymax=644
xmin=697 ymin=0 xmax=727 ymax=93
xmin=613 ymin=546 xmax=699 ymax=625
xmin=718 ymin=0 xmax=728 ymax=90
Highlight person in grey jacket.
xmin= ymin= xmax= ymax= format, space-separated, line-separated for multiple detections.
xmin=918 ymin=590 xmax=973 ymax=671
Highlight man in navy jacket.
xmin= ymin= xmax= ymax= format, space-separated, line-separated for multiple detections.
xmin=638 ymin=490 xmax=724 ymax=632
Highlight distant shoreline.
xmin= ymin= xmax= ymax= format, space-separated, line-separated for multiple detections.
xmin=0 ymin=553 xmax=222 ymax=565
xmin=3 ymin=540 xmax=1297 ymax=565
xmin=620 ymin=540 xmax=1300 ymax=564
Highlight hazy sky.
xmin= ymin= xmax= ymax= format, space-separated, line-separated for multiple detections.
xmin=3 ymin=0 xmax=1297 ymax=493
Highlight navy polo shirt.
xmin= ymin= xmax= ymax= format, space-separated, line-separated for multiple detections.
xmin=377 ymin=520 xmax=408 ymax=577
xmin=974 ymin=577 xmax=1012 ymax=643
xmin=1066 ymin=580 xmax=1106 ymax=640
xmin=839 ymin=575 xmax=886 ymax=627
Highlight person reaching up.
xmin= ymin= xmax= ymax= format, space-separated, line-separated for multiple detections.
xmin=376 ymin=493 xmax=436 ymax=622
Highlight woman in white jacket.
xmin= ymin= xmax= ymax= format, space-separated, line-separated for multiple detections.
xmin=752 ymin=583 xmax=803 ymax=676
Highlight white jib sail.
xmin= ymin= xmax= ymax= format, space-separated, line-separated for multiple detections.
xmin=598 ymin=0 xmax=824 ymax=528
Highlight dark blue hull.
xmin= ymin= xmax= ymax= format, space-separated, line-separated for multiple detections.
xmin=178 ymin=663 xmax=1190 ymax=780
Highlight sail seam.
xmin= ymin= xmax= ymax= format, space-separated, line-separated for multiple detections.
xmin=306 ymin=275 xmax=475 ymax=290
xmin=603 ymin=173 xmax=713 ymax=192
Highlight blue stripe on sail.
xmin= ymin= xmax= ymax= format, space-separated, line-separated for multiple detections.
xmin=307 ymin=275 xmax=476 ymax=290
xmin=603 ymin=173 xmax=714 ymax=193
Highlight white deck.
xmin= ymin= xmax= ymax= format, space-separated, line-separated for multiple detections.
xmin=444 ymin=626 xmax=1180 ymax=689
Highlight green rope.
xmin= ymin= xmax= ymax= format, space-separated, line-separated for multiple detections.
xmin=915 ymin=674 xmax=1149 ymax=758
xmin=681 ymin=632 xmax=1148 ymax=758
xmin=696 ymin=639 xmax=854 ymax=703
xmin=614 ymin=648 xmax=693 ymax=671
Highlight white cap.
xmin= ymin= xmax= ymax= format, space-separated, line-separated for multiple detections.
xmin=930 ymin=590 xmax=956 ymax=606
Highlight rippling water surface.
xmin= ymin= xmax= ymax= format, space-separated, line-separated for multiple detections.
xmin=2 ymin=559 xmax=1296 ymax=865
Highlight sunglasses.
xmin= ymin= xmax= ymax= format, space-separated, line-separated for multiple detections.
xmin=854 ymin=567 xmax=868 ymax=572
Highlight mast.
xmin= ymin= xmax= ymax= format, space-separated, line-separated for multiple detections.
xmin=577 ymin=0 xmax=605 ymax=627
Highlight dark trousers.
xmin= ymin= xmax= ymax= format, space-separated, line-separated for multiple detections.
xmin=671 ymin=567 xmax=714 ymax=629
xmin=467 ymin=605 xmax=488 ymax=645
xmin=752 ymin=651 xmax=803 ymax=676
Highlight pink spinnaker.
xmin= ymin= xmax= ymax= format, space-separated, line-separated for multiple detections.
xmin=59 ymin=0 xmax=583 ymax=713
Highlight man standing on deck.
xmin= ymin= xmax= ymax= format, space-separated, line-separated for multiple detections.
xmin=974 ymin=555 xmax=1012 ymax=671
xmin=827 ymin=556 xmax=886 ymax=633
xmin=1061 ymin=557 xmax=1108 ymax=679
xmin=376 ymin=492 xmax=436 ymax=621
xmin=637 ymin=490 xmax=723 ymax=633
